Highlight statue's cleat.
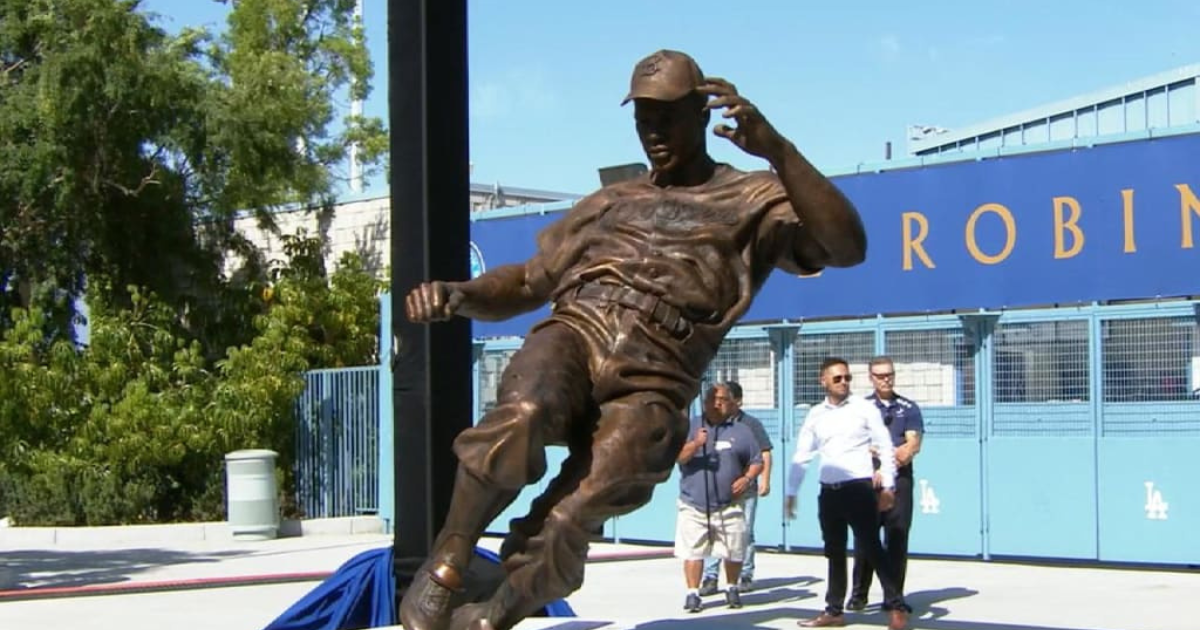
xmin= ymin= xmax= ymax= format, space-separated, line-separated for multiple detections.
xmin=399 ymin=562 xmax=463 ymax=630
xmin=449 ymin=602 xmax=496 ymax=630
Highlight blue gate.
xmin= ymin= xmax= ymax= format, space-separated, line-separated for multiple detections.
xmin=294 ymin=366 xmax=381 ymax=518
xmin=882 ymin=324 xmax=981 ymax=558
xmin=467 ymin=302 xmax=1200 ymax=566
xmin=360 ymin=292 xmax=1200 ymax=564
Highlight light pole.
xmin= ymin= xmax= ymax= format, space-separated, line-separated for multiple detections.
xmin=387 ymin=0 xmax=472 ymax=602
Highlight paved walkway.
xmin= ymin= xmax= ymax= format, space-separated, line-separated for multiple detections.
xmin=513 ymin=548 xmax=1197 ymax=630
xmin=0 ymin=525 xmax=1194 ymax=630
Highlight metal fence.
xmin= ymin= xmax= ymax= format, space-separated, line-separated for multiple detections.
xmin=477 ymin=346 xmax=519 ymax=416
xmin=703 ymin=336 xmax=777 ymax=408
xmin=294 ymin=366 xmax=380 ymax=518
xmin=310 ymin=298 xmax=1199 ymax=564
xmin=468 ymin=301 xmax=1200 ymax=565
xmin=793 ymin=330 xmax=876 ymax=405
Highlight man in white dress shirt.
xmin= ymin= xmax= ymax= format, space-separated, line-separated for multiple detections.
xmin=785 ymin=357 xmax=910 ymax=630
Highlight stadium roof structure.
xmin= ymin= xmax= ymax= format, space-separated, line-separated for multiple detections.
xmin=907 ymin=63 xmax=1200 ymax=156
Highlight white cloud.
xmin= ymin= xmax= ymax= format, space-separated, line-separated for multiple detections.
xmin=880 ymin=34 xmax=902 ymax=61
xmin=971 ymin=34 xmax=1006 ymax=46
xmin=470 ymin=66 xmax=559 ymax=121
xmin=472 ymin=82 xmax=506 ymax=119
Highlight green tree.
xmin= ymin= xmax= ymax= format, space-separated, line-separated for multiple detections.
xmin=263 ymin=230 xmax=386 ymax=368
xmin=0 ymin=239 xmax=385 ymax=525
xmin=0 ymin=0 xmax=387 ymax=350
xmin=0 ymin=0 xmax=389 ymax=524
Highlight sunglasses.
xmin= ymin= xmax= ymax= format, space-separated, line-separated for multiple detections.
xmin=871 ymin=372 xmax=895 ymax=380
xmin=830 ymin=374 xmax=852 ymax=384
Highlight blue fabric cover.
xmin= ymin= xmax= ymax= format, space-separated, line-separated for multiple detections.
xmin=263 ymin=546 xmax=575 ymax=630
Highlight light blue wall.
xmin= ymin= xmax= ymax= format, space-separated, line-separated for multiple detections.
xmin=370 ymin=293 xmax=1200 ymax=565
xmin=458 ymin=301 xmax=1200 ymax=566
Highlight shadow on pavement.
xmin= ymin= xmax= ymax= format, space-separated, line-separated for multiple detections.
xmin=0 ymin=547 xmax=249 ymax=590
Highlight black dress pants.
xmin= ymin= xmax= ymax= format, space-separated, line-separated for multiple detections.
xmin=816 ymin=478 xmax=907 ymax=615
xmin=852 ymin=472 xmax=914 ymax=602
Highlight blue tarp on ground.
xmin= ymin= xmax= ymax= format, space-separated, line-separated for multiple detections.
xmin=263 ymin=546 xmax=575 ymax=630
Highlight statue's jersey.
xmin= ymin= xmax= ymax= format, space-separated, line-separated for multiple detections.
xmin=533 ymin=164 xmax=817 ymax=328
xmin=522 ymin=164 xmax=820 ymax=405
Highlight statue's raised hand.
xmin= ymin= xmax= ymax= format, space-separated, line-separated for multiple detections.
xmin=699 ymin=77 xmax=786 ymax=160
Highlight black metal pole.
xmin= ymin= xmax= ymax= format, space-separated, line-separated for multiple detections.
xmin=388 ymin=0 xmax=472 ymax=595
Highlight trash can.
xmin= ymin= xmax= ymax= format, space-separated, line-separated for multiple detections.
xmin=225 ymin=449 xmax=280 ymax=540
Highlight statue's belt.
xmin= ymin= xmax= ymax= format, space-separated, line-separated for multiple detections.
xmin=566 ymin=283 xmax=694 ymax=337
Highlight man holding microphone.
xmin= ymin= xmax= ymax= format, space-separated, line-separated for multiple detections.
xmin=676 ymin=384 xmax=763 ymax=613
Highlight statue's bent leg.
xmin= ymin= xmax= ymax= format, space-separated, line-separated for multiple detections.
xmin=449 ymin=391 xmax=689 ymax=630
xmin=496 ymin=405 xmax=609 ymax=563
xmin=399 ymin=323 xmax=592 ymax=630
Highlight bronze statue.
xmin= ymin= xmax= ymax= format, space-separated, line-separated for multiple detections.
xmin=400 ymin=49 xmax=868 ymax=630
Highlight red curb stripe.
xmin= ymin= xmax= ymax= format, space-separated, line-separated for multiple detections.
xmin=587 ymin=549 xmax=673 ymax=562
xmin=0 ymin=572 xmax=332 ymax=601
xmin=0 ymin=548 xmax=670 ymax=601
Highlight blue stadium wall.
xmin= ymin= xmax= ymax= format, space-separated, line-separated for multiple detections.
xmin=462 ymin=131 xmax=1200 ymax=566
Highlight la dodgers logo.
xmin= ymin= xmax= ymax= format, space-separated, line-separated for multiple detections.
xmin=1144 ymin=481 xmax=1168 ymax=520
xmin=918 ymin=479 xmax=940 ymax=515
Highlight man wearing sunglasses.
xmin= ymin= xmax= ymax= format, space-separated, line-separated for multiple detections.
xmin=847 ymin=356 xmax=924 ymax=612
xmin=785 ymin=358 xmax=910 ymax=630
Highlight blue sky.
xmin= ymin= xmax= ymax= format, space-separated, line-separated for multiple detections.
xmin=142 ymin=0 xmax=1200 ymax=197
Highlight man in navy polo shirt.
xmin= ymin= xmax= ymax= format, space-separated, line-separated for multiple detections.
xmin=700 ymin=380 xmax=773 ymax=595
xmin=848 ymin=355 xmax=924 ymax=611
xmin=676 ymin=384 xmax=763 ymax=613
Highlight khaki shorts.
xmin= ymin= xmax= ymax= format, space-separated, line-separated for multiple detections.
xmin=674 ymin=499 xmax=748 ymax=562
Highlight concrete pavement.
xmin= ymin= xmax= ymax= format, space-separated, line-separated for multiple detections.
xmin=0 ymin=522 xmax=1195 ymax=630
xmin=512 ymin=548 xmax=1198 ymax=630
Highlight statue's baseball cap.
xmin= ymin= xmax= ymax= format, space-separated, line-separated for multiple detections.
xmin=620 ymin=50 xmax=705 ymax=106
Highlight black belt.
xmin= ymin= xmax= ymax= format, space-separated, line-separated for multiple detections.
xmin=820 ymin=478 xmax=872 ymax=491
xmin=568 ymin=283 xmax=692 ymax=337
